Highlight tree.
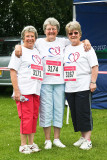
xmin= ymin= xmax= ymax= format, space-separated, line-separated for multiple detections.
xmin=0 ymin=0 xmax=73 ymax=37
xmin=0 ymin=0 xmax=12 ymax=36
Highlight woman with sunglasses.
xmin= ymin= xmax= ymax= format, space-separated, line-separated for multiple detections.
xmin=15 ymin=17 xmax=91 ymax=150
xmin=64 ymin=21 xmax=98 ymax=150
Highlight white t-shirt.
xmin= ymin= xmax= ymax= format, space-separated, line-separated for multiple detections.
xmin=35 ymin=37 xmax=70 ymax=84
xmin=64 ymin=43 xmax=98 ymax=92
xmin=8 ymin=46 xmax=42 ymax=95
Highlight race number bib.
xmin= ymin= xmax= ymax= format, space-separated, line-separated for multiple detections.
xmin=64 ymin=66 xmax=76 ymax=81
xmin=46 ymin=60 xmax=61 ymax=76
xmin=31 ymin=64 xmax=43 ymax=81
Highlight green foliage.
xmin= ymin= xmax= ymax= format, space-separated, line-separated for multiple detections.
xmin=0 ymin=89 xmax=107 ymax=160
xmin=96 ymin=48 xmax=107 ymax=59
xmin=0 ymin=0 xmax=73 ymax=37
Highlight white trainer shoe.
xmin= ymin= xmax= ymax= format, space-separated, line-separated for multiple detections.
xmin=80 ymin=140 xmax=92 ymax=150
xmin=53 ymin=139 xmax=66 ymax=148
xmin=28 ymin=143 xmax=41 ymax=152
xmin=19 ymin=145 xmax=32 ymax=154
xmin=44 ymin=140 xmax=52 ymax=149
xmin=73 ymin=137 xmax=85 ymax=147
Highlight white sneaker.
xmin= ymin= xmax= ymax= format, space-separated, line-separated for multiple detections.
xmin=28 ymin=143 xmax=41 ymax=152
xmin=73 ymin=137 xmax=85 ymax=147
xmin=53 ymin=139 xmax=66 ymax=148
xmin=19 ymin=145 xmax=32 ymax=154
xmin=80 ymin=140 xmax=92 ymax=150
xmin=44 ymin=140 xmax=52 ymax=149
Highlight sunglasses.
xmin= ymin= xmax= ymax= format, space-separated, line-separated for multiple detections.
xmin=68 ymin=32 xmax=79 ymax=36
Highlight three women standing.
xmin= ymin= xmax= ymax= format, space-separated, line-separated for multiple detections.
xmin=14 ymin=17 xmax=92 ymax=150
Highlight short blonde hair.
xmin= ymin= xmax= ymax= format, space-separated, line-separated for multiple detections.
xmin=21 ymin=26 xmax=38 ymax=40
xmin=65 ymin=21 xmax=82 ymax=37
xmin=43 ymin=17 xmax=60 ymax=32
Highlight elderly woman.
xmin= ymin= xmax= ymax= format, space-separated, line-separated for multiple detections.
xmin=15 ymin=17 xmax=91 ymax=150
xmin=8 ymin=26 xmax=42 ymax=154
xmin=64 ymin=21 xmax=98 ymax=150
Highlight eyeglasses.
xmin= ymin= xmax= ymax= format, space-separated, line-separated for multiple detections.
xmin=68 ymin=32 xmax=79 ymax=36
xmin=46 ymin=28 xmax=57 ymax=31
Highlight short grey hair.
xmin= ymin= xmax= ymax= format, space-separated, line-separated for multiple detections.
xmin=43 ymin=17 xmax=60 ymax=32
xmin=65 ymin=21 xmax=82 ymax=37
xmin=21 ymin=26 xmax=38 ymax=40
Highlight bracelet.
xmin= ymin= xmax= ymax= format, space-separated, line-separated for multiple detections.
xmin=91 ymin=81 xmax=96 ymax=84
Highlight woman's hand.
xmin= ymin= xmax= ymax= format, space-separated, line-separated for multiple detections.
xmin=14 ymin=90 xmax=21 ymax=101
xmin=90 ymin=83 xmax=97 ymax=92
xmin=15 ymin=45 xmax=22 ymax=58
xmin=83 ymin=39 xmax=91 ymax=51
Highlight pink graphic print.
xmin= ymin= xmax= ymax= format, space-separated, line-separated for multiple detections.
xmin=68 ymin=52 xmax=80 ymax=62
xmin=49 ymin=47 xmax=60 ymax=56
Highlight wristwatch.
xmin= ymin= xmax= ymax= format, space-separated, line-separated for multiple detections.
xmin=91 ymin=81 xmax=96 ymax=84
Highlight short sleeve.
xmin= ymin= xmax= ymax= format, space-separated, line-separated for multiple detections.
xmin=87 ymin=47 xmax=98 ymax=67
xmin=8 ymin=50 xmax=22 ymax=71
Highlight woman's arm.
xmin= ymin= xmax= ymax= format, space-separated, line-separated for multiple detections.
xmin=10 ymin=69 xmax=21 ymax=101
xmin=90 ymin=65 xmax=98 ymax=92
xmin=65 ymin=38 xmax=91 ymax=51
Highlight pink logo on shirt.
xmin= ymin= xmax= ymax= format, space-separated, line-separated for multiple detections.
xmin=32 ymin=55 xmax=41 ymax=65
xmin=49 ymin=47 xmax=60 ymax=56
xmin=68 ymin=52 xmax=80 ymax=63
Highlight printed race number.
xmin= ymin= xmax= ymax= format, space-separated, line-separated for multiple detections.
xmin=31 ymin=64 xmax=43 ymax=81
xmin=64 ymin=66 xmax=76 ymax=81
xmin=47 ymin=65 xmax=58 ymax=72
xmin=46 ymin=60 xmax=61 ymax=76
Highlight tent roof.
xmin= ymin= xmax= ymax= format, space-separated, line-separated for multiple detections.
xmin=73 ymin=0 xmax=107 ymax=4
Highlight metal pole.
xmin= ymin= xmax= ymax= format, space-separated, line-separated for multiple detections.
xmin=73 ymin=5 xmax=76 ymax=21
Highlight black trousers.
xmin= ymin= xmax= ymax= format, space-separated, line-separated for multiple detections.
xmin=65 ymin=90 xmax=93 ymax=132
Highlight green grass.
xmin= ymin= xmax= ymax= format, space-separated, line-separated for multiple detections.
xmin=0 ymin=88 xmax=107 ymax=160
